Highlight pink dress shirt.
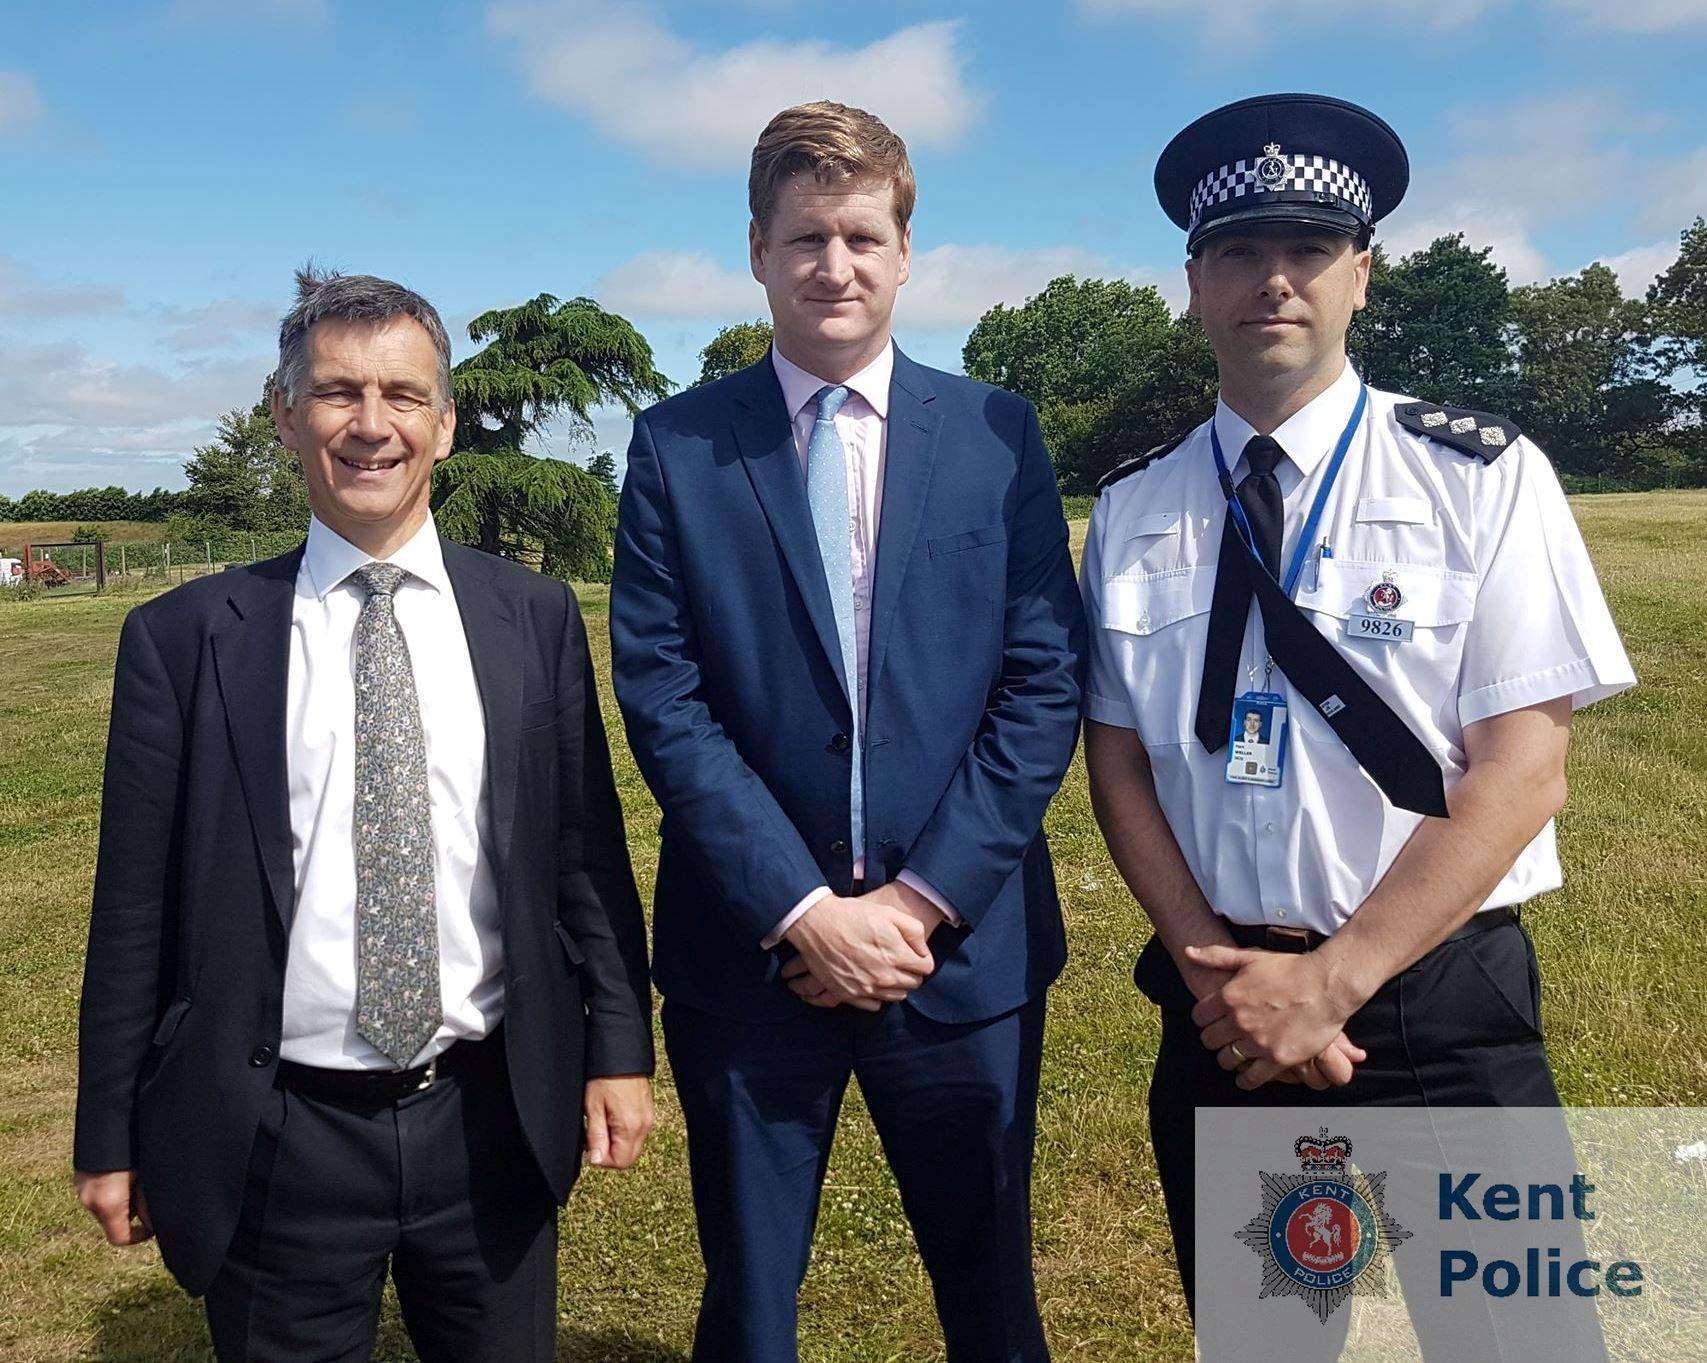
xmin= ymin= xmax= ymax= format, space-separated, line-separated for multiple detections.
xmin=761 ymin=342 xmax=958 ymax=946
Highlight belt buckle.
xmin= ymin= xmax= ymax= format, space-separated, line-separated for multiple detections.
xmin=415 ymin=1055 xmax=438 ymax=1093
xmin=1265 ymin=924 xmax=1313 ymax=953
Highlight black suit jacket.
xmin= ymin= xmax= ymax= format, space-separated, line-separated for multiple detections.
xmin=73 ymin=538 xmax=654 ymax=1295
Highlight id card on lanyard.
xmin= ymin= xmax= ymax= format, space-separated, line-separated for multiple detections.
xmin=1212 ymin=381 xmax=1369 ymax=790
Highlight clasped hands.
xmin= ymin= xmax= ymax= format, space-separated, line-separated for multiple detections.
xmin=781 ymin=882 xmax=944 ymax=1010
xmin=1183 ymin=943 xmax=1371 ymax=1092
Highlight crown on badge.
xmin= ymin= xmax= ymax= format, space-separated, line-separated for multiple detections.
xmin=1294 ymin=1128 xmax=1352 ymax=1177
xmin=1263 ymin=142 xmax=1282 ymax=157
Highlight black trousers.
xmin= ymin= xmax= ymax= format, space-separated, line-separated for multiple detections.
xmin=1142 ymin=917 xmax=1583 ymax=1341
xmin=202 ymin=1040 xmax=558 ymax=1363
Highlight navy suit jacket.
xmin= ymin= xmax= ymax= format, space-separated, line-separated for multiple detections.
xmin=611 ymin=348 xmax=1086 ymax=1024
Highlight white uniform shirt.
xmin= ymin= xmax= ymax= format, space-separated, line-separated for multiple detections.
xmin=281 ymin=515 xmax=502 ymax=1069
xmin=1080 ymin=361 xmax=1636 ymax=935
xmin=761 ymin=342 xmax=957 ymax=945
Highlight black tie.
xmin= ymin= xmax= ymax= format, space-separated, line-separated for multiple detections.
xmin=1195 ymin=436 xmax=1285 ymax=748
xmin=1194 ymin=434 xmax=1449 ymax=818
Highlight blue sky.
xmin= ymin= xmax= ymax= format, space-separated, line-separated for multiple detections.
xmin=2 ymin=0 xmax=1704 ymax=494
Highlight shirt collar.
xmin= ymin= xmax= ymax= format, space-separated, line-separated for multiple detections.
xmin=771 ymin=340 xmax=894 ymax=423
xmin=1212 ymin=360 xmax=1361 ymax=478
xmin=303 ymin=513 xmax=449 ymax=601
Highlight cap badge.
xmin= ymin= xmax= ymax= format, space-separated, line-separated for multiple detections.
xmin=1255 ymin=142 xmax=1288 ymax=189
xmin=1365 ymin=573 xmax=1402 ymax=615
xmin=1420 ymin=409 xmax=1448 ymax=428
xmin=1480 ymin=425 xmax=1508 ymax=447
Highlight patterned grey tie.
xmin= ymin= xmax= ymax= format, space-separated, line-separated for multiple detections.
xmin=350 ymin=562 xmax=441 ymax=1066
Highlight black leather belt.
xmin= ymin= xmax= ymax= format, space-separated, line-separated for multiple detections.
xmin=277 ymin=1027 xmax=504 ymax=1107
xmin=1221 ymin=906 xmax=1519 ymax=955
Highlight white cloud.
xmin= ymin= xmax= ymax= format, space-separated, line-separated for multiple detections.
xmin=1078 ymin=0 xmax=1707 ymax=31
xmin=486 ymin=3 xmax=982 ymax=168
xmin=0 ymin=71 xmax=43 ymax=136
xmin=154 ymin=299 xmax=282 ymax=353
xmin=1378 ymin=208 xmax=1553 ymax=284
xmin=597 ymin=251 xmax=764 ymax=319
xmin=1641 ymin=146 xmax=1707 ymax=234
xmin=0 ymin=340 xmax=270 ymax=494
xmin=1595 ymin=239 xmax=1678 ymax=295
xmin=0 ymin=258 xmax=125 ymax=319
xmin=596 ymin=244 xmax=1177 ymax=330
xmin=1551 ymin=0 xmax=1707 ymax=31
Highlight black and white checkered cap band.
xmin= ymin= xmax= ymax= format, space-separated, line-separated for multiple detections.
xmin=1188 ymin=154 xmax=1374 ymax=232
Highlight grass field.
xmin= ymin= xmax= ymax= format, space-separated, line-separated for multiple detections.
xmin=1 ymin=493 xmax=1703 ymax=1360
xmin=0 ymin=524 xmax=168 ymax=556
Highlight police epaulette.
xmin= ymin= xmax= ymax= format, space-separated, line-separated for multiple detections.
xmin=1094 ymin=431 xmax=1192 ymax=496
xmin=1394 ymin=402 xmax=1519 ymax=464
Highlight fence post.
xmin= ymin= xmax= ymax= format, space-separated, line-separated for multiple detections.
xmin=205 ymin=540 xmax=212 ymax=572
xmin=120 ymin=544 xmax=127 ymax=577
xmin=250 ymin=534 xmax=257 ymax=563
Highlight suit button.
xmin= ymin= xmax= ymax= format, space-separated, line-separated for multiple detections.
xmin=830 ymin=839 xmax=849 ymax=856
xmin=249 ymin=1045 xmax=274 ymax=1067
xmin=829 ymin=732 xmax=850 ymax=754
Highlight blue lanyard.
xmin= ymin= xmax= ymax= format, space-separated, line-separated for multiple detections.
xmin=1211 ymin=381 xmax=1368 ymax=599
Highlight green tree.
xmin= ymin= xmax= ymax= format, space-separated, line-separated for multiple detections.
xmin=183 ymin=402 xmax=307 ymax=531
xmin=436 ymin=294 xmax=670 ymax=579
xmin=1062 ymin=314 xmax=1220 ymax=492
xmin=1509 ymin=263 xmax=1676 ymax=485
xmin=1646 ymin=218 xmax=1707 ymax=481
xmin=586 ymin=451 xmax=619 ymax=495
xmin=1351 ymin=234 xmax=1515 ymax=408
xmin=695 ymin=321 xmax=773 ymax=385
xmin=964 ymin=276 xmax=1181 ymax=491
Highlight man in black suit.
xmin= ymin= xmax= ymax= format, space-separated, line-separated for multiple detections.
xmin=73 ymin=269 xmax=655 ymax=1361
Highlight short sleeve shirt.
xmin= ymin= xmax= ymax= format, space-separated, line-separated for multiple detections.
xmin=1079 ymin=363 xmax=1636 ymax=934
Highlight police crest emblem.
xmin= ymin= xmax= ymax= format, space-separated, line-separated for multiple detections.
xmin=1255 ymin=141 xmax=1288 ymax=189
xmin=1236 ymin=1127 xmax=1412 ymax=1322
xmin=1365 ymin=574 xmax=1403 ymax=614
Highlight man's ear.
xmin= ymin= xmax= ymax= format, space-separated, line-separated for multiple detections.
xmin=897 ymin=222 xmax=911 ymax=287
xmin=748 ymin=218 xmax=767 ymax=285
xmin=433 ymin=402 xmax=457 ymax=465
xmin=271 ymin=386 xmax=299 ymax=450
xmin=1351 ymin=246 xmax=1372 ymax=312
xmin=1184 ymin=256 xmax=1202 ymax=317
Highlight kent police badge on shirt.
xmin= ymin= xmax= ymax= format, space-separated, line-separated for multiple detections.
xmin=1346 ymin=571 xmax=1415 ymax=644
xmin=1226 ymin=691 xmax=1289 ymax=787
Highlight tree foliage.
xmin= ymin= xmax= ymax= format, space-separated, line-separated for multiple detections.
xmin=1350 ymin=235 xmax=1515 ymax=409
xmin=695 ymin=321 xmax=773 ymax=385
xmin=182 ymin=402 xmax=308 ymax=531
xmin=1508 ymin=263 xmax=1677 ymax=485
xmin=435 ymin=293 xmax=670 ymax=580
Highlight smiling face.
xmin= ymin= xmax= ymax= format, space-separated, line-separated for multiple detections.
xmin=1187 ymin=225 xmax=1370 ymax=394
xmin=749 ymin=172 xmax=910 ymax=380
xmin=272 ymin=315 xmax=455 ymax=555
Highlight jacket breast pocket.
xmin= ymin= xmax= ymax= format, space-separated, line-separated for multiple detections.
xmin=519 ymin=697 xmax=556 ymax=732
xmin=927 ymin=524 xmax=1004 ymax=558
xmin=1098 ymin=567 xmax=1216 ymax=746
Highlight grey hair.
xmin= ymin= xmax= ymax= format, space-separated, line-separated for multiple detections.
xmin=275 ymin=265 xmax=454 ymax=409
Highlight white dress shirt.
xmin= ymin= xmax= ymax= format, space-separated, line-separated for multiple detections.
xmin=762 ymin=342 xmax=957 ymax=945
xmin=281 ymin=515 xmax=502 ymax=1069
xmin=1081 ymin=361 xmax=1636 ymax=936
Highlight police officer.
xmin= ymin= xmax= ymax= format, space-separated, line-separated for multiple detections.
xmin=1080 ymin=93 xmax=1636 ymax=1328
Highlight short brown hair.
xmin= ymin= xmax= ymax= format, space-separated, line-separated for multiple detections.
xmin=748 ymin=101 xmax=916 ymax=232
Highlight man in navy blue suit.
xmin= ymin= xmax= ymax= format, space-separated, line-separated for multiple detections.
xmin=611 ymin=101 xmax=1086 ymax=1362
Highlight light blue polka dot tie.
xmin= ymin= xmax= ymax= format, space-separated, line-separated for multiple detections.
xmin=805 ymin=385 xmax=863 ymax=870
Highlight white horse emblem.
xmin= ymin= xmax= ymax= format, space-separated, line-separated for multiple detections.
xmin=1305 ymin=1201 xmax=1343 ymax=1256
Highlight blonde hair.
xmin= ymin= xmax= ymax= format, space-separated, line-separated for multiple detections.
xmin=748 ymin=101 xmax=916 ymax=232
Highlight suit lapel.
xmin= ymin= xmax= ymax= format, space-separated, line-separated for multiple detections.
xmin=732 ymin=357 xmax=851 ymax=704
xmin=212 ymin=548 xmax=302 ymax=932
xmin=442 ymin=541 xmax=524 ymax=891
xmin=866 ymin=349 xmax=941 ymax=700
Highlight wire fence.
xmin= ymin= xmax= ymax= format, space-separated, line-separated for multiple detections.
xmin=1 ymin=532 xmax=304 ymax=600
